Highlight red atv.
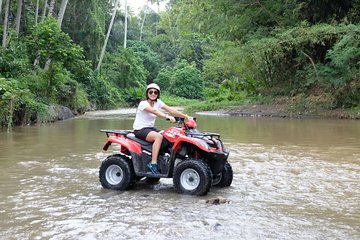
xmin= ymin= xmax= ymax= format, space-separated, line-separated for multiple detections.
xmin=99 ymin=117 xmax=233 ymax=196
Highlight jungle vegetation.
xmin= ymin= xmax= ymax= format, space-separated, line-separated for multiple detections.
xmin=1 ymin=0 xmax=359 ymax=128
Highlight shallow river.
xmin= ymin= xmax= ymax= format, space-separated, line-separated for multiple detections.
xmin=0 ymin=111 xmax=359 ymax=239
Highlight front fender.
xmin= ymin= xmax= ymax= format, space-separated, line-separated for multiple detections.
xmin=172 ymin=135 xmax=213 ymax=153
xmin=103 ymin=135 xmax=142 ymax=155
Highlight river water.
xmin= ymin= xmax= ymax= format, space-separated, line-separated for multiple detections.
xmin=0 ymin=111 xmax=359 ymax=239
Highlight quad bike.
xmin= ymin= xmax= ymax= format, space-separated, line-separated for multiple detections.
xmin=99 ymin=117 xmax=233 ymax=196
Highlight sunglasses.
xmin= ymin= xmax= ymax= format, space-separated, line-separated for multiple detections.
xmin=148 ymin=90 xmax=158 ymax=95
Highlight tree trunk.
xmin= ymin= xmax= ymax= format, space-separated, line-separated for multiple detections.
xmin=14 ymin=0 xmax=23 ymax=35
xmin=41 ymin=0 xmax=47 ymax=21
xmin=123 ymin=0 xmax=127 ymax=48
xmin=156 ymin=0 xmax=160 ymax=36
xmin=43 ymin=0 xmax=58 ymax=70
xmin=139 ymin=0 xmax=148 ymax=41
xmin=47 ymin=0 xmax=56 ymax=17
xmin=2 ymin=0 xmax=10 ymax=48
xmin=96 ymin=0 xmax=120 ymax=71
xmin=35 ymin=0 xmax=39 ymax=26
xmin=0 ymin=0 xmax=3 ymax=17
xmin=57 ymin=0 xmax=68 ymax=27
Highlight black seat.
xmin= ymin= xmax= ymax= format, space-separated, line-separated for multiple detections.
xmin=126 ymin=133 xmax=152 ymax=146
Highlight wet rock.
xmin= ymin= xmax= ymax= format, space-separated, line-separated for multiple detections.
xmin=205 ymin=196 xmax=230 ymax=204
xmin=47 ymin=104 xmax=75 ymax=122
xmin=213 ymin=223 xmax=222 ymax=231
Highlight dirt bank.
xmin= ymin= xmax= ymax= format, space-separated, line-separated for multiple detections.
xmin=80 ymin=105 xmax=357 ymax=120
xmin=196 ymin=104 xmax=358 ymax=119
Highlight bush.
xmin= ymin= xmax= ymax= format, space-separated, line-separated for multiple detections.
xmin=0 ymin=40 xmax=31 ymax=78
xmin=0 ymin=78 xmax=44 ymax=128
xmin=102 ymin=48 xmax=147 ymax=89
xmin=123 ymin=87 xmax=144 ymax=107
xmin=128 ymin=40 xmax=161 ymax=83
xmin=154 ymin=67 xmax=172 ymax=91
xmin=87 ymin=73 xmax=123 ymax=110
xmin=168 ymin=61 xmax=204 ymax=99
xmin=160 ymin=92 xmax=197 ymax=106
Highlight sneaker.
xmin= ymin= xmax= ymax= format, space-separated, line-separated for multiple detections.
xmin=147 ymin=162 xmax=159 ymax=174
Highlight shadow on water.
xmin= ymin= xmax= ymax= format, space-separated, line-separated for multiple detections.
xmin=0 ymin=113 xmax=359 ymax=239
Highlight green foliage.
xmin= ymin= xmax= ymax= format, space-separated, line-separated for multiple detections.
xmin=0 ymin=39 xmax=31 ymax=78
xmin=70 ymin=85 xmax=90 ymax=114
xmin=147 ymin=34 xmax=178 ymax=65
xmin=177 ymin=33 xmax=210 ymax=70
xmin=62 ymin=0 xmax=110 ymax=68
xmin=102 ymin=48 xmax=147 ymax=89
xmin=128 ymin=40 xmax=161 ymax=82
xmin=154 ymin=66 xmax=172 ymax=91
xmin=169 ymin=61 xmax=204 ymax=99
xmin=160 ymin=92 xmax=198 ymax=107
xmin=123 ymin=87 xmax=144 ymax=107
xmin=27 ymin=18 xmax=84 ymax=68
xmin=1 ymin=0 xmax=360 ymax=126
xmin=185 ymin=99 xmax=249 ymax=113
xmin=0 ymin=78 xmax=44 ymax=128
xmin=87 ymin=73 xmax=123 ymax=110
xmin=348 ymin=106 xmax=360 ymax=119
xmin=203 ymin=41 xmax=258 ymax=92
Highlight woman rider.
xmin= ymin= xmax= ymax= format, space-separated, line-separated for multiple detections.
xmin=133 ymin=83 xmax=191 ymax=174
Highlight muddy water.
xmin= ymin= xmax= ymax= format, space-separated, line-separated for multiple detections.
xmin=0 ymin=112 xmax=359 ymax=239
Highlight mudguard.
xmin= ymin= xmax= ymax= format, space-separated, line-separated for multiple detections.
xmin=103 ymin=134 xmax=142 ymax=155
xmin=172 ymin=135 xmax=216 ymax=153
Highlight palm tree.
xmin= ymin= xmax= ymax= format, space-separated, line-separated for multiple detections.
xmin=47 ymin=0 xmax=56 ymax=17
xmin=57 ymin=0 xmax=69 ymax=27
xmin=0 ymin=0 xmax=3 ymax=17
xmin=41 ymin=0 xmax=48 ymax=21
xmin=139 ymin=0 xmax=149 ymax=41
xmin=35 ymin=0 xmax=40 ymax=26
xmin=123 ymin=0 xmax=128 ymax=48
xmin=96 ymin=0 xmax=121 ymax=71
xmin=2 ymin=0 xmax=10 ymax=48
xmin=14 ymin=0 xmax=23 ymax=35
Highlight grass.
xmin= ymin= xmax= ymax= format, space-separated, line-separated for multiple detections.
xmin=183 ymin=94 xmax=273 ymax=113
xmin=160 ymin=93 xmax=198 ymax=107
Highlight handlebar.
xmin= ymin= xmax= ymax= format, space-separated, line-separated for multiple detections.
xmin=173 ymin=117 xmax=196 ymax=122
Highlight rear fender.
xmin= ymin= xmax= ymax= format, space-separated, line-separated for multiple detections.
xmin=103 ymin=135 xmax=142 ymax=155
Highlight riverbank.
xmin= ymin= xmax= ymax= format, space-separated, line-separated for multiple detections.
xmin=195 ymin=104 xmax=360 ymax=119
xmin=79 ymin=104 xmax=359 ymax=120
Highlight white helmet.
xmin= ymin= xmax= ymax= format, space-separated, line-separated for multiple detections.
xmin=146 ymin=83 xmax=160 ymax=99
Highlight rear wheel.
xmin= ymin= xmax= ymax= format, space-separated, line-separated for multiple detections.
xmin=99 ymin=155 xmax=135 ymax=190
xmin=173 ymin=159 xmax=212 ymax=196
xmin=212 ymin=162 xmax=233 ymax=187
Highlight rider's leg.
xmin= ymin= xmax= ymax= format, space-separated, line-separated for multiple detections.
xmin=146 ymin=131 xmax=163 ymax=164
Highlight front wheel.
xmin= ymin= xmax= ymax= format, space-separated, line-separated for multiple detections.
xmin=212 ymin=162 xmax=233 ymax=187
xmin=173 ymin=159 xmax=212 ymax=196
xmin=99 ymin=155 xmax=135 ymax=190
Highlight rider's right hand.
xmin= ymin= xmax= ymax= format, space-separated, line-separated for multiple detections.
xmin=166 ymin=115 xmax=176 ymax=123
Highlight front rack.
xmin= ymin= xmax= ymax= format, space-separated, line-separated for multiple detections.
xmin=185 ymin=132 xmax=220 ymax=138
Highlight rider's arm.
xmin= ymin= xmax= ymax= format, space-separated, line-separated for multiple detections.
xmin=161 ymin=105 xmax=190 ymax=119
xmin=144 ymin=106 xmax=168 ymax=118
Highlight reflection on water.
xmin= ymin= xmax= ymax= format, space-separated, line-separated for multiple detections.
xmin=0 ymin=114 xmax=359 ymax=239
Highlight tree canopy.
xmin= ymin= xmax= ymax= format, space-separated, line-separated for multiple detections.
xmin=1 ymin=0 xmax=359 ymax=128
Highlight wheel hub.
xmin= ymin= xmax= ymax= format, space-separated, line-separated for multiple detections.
xmin=180 ymin=169 xmax=200 ymax=190
xmin=106 ymin=164 xmax=123 ymax=185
